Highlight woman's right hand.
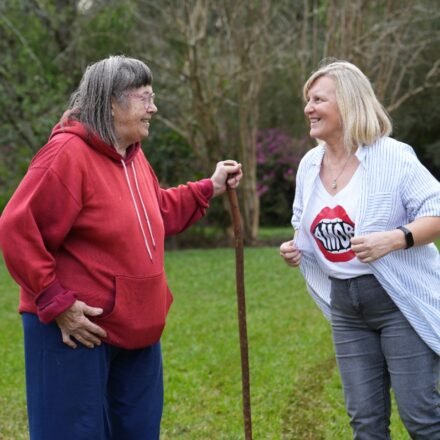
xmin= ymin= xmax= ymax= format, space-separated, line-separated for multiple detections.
xmin=280 ymin=240 xmax=302 ymax=267
xmin=55 ymin=300 xmax=107 ymax=349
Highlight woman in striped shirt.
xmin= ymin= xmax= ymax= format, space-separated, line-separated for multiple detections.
xmin=280 ymin=60 xmax=440 ymax=439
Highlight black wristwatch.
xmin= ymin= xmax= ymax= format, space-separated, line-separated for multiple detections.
xmin=397 ymin=226 xmax=414 ymax=249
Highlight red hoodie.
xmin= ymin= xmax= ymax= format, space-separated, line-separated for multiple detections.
xmin=0 ymin=121 xmax=213 ymax=349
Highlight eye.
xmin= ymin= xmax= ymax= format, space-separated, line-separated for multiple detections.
xmin=143 ymin=93 xmax=155 ymax=105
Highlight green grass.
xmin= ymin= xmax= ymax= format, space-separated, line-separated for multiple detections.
xmin=160 ymin=247 xmax=409 ymax=439
xmin=2 ymin=240 xmax=437 ymax=438
xmin=0 ymin=258 xmax=28 ymax=440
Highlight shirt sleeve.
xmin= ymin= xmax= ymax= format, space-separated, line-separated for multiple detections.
xmin=156 ymin=179 xmax=214 ymax=236
xmin=0 ymin=165 xmax=81 ymax=323
xmin=291 ymin=157 xmax=306 ymax=230
xmin=400 ymin=147 xmax=440 ymax=221
xmin=143 ymin=159 xmax=214 ymax=236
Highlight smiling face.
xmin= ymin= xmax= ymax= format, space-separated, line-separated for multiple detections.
xmin=112 ymin=85 xmax=157 ymax=154
xmin=304 ymin=75 xmax=343 ymax=148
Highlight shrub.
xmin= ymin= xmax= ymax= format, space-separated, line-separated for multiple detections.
xmin=256 ymin=129 xmax=311 ymax=226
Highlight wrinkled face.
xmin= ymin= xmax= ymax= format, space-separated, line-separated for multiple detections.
xmin=304 ymin=76 xmax=343 ymax=147
xmin=112 ymin=85 xmax=157 ymax=150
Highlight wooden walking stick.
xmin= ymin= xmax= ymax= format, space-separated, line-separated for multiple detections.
xmin=226 ymin=175 xmax=253 ymax=440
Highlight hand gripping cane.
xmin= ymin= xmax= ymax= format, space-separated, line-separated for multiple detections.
xmin=226 ymin=173 xmax=253 ymax=440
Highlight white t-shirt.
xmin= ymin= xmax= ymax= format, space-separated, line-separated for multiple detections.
xmin=302 ymin=167 xmax=373 ymax=279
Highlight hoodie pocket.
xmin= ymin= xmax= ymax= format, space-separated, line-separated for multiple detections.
xmin=96 ymin=272 xmax=173 ymax=349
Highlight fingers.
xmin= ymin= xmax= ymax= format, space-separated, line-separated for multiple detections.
xmin=60 ymin=329 xmax=77 ymax=349
xmin=75 ymin=326 xmax=105 ymax=348
xmin=351 ymin=243 xmax=370 ymax=262
xmin=223 ymin=161 xmax=242 ymax=185
xmin=350 ymin=236 xmax=362 ymax=246
xmin=356 ymin=255 xmax=373 ymax=263
xmin=279 ymin=240 xmax=301 ymax=267
xmin=60 ymin=327 xmax=101 ymax=350
xmin=226 ymin=171 xmax=242 ymax=189
xmin=56 ymin=300 xmax=107 ymax=349
xmin=350 ymin=236 xmax=379 ymax=263
xmin=222 ymin=160 xmax=240 ymax=169
xmin=82 ymin=305 xmax=108 ymax=337
xmin=61 ymin=328 xmax=97 ymax=349
xmin=60 ymin=322 xmax=106 ymax=349
xmin=82 ymin=304 xmax=104 ymax=316
xmin=280 ymin=240 xmax=295 ymax=252
xmin=85 ymin=321 xmax=107 ymax=339
xmin=59 ymin=327 xmax=105 ymax=349
xmin=219 ymin=160 xmax=242 ymax=177
xmin=352 ymin=248 xmax=375 ymax=263
xmin=282 ymin=253 xmax=301 ymax=267
xmin=211 ymin=160 xmax=243 ymax=196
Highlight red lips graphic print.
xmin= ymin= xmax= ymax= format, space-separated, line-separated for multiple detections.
xmin=310 ymin=205 xmax=355 ymax=262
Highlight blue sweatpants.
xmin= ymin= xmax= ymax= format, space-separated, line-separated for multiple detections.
xmin=22 ymin=313 xmax=163 ymax=440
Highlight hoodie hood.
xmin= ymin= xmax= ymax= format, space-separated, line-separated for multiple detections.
xmin=49 ymin=119 xmax=141 ymax=164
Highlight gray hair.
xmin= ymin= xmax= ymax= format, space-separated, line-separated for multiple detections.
xmin=67 ymin=55 xmax=153 ymax=146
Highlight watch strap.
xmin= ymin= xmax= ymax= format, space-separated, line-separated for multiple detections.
xmin=397 ymin=226 xmax=414 ymax=249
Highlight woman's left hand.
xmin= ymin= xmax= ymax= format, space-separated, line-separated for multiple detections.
xmin=210 ymin=160 xmax=243 ymax=197
xmin=351 ymin=230 xmax=404 ymax=263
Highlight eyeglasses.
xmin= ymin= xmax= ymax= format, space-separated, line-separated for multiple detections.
xmin=128 ymin=92 xmax=156 ymax=108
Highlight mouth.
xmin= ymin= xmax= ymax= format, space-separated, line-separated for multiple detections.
xmin=141 ymin=119 xmax=150 ymax=127
xmin=310 ymin=118 xmax=320 ymax=126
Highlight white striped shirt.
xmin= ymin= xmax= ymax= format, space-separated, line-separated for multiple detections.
xmin=292 ymin=137 xmax=440 ymax=354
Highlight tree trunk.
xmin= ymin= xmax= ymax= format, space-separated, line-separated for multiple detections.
xmin=238 ymin=87 xmax=260 ymax=244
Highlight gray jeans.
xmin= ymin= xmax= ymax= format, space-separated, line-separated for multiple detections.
xmin=330 ymin=274 xmax=440 ymax=440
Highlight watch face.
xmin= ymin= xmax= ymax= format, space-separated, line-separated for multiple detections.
xmin=406 ymin=230 xmax=414 ymax=248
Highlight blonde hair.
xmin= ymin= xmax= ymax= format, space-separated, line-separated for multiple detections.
xmin=303 ymin=60 xmax=392 ymax=152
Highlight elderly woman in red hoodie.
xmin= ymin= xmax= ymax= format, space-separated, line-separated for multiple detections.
xmin=0 ymin=55 xmax=242 ymax=440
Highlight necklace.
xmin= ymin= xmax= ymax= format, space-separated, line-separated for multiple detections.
xmin=325 ymin=151 xmax=352 ymax=189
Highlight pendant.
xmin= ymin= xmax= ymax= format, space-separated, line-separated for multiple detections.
xmin=332 ymin=180 xmax=337 ymax=189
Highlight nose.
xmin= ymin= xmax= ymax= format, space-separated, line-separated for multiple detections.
xmin=304 ymin=101 xmax=313 ymax=115
xmin=147 ymin=102 xmax=158 ymax=114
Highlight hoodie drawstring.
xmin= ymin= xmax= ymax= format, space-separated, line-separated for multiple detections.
xmin=121 ymin=159 xmax=154 ymax=262
xmin=131 ymin=162 xmax=156 ymax=249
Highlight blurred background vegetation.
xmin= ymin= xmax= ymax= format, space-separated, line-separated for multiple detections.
xmin=1 ymin=0 xmax=439 ymax=245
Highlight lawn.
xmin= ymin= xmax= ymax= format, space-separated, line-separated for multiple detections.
xmin=0 ymin=238 xmax=419 ymax=439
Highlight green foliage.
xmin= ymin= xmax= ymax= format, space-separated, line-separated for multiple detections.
xmin=146 ymin=125 xmax=201 ymax=187
xmin=0 ymin=0 xmax=439 ymax=224
xmin=393 ymin=87 xmax=440 ymax=177
xmin=256 ymin=129 xmax=312 ymax=226
xmin=0 ymin=0 xmax=141 ymax=211
xmin=145 ymin=124 xmax=234 ymax=230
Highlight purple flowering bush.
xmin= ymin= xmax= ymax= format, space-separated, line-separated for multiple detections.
xmin=256 ymin=128 xmax=311 ymax=225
